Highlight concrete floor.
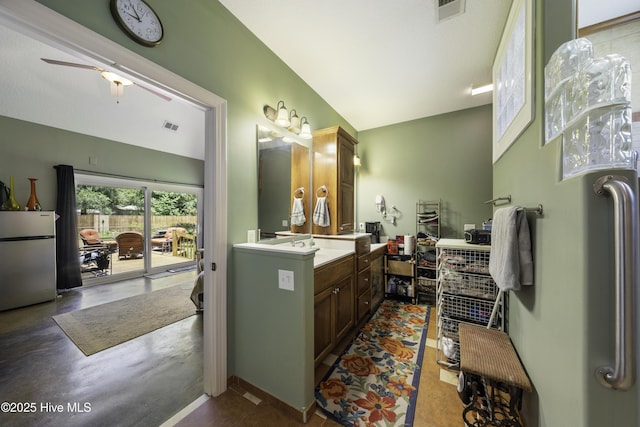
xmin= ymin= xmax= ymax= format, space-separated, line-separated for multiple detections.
xmin=0 ymin=272 xmax=203 ymax=427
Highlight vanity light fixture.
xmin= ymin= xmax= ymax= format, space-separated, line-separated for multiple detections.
xmin=353 ymin=154 xmax=361 ymax=167
xmin=288 ymin=109 xmax=301 ymax=134
xmin=471 ymin=83 xmax=493 ymax=96
xmin=274 ymin=100 xmax=291 ymax=127
xmin=299 ymin=117 xmax=312 ymax=139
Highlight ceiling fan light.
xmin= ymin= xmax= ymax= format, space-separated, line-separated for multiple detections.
xmin=110 ymin=81 xmax=124 ymax=98
xmin=274 ymin=100 xmax=290 ymax=127
xmin=101 ymin=71 xmax=133 ymax=87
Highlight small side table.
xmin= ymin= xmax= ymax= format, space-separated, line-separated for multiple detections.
xmin=458 ymin=323 xmax=532 ymax=427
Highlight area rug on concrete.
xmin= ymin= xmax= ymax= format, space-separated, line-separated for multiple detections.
xmin=53 ymin=282 xmax=195 ymax=356
xmin=315 ymin=300 xmax=430 ymax=426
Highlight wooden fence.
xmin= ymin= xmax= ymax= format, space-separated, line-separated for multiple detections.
xmin=78 ymin=215 xmax=197 ymax=238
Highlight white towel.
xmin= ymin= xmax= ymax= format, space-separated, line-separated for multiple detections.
xmin=489 ymin=206 xmax=533 ymax=291
xmin=291 ymin=196 xmax=306 ymax=226
xmin=313 ymin=196 xmax=330 ymax=227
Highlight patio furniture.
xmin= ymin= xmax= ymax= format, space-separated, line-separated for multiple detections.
xmin=79 ymin=228 xmax=117 ymax=252
xmin=116 ymin=232 xmax=144 ymax=260
xmin=151 ymin=227 xmax=187 ymax=254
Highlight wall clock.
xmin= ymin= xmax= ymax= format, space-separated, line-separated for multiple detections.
xmin=110 ymin=0 xmax=164 ymax=47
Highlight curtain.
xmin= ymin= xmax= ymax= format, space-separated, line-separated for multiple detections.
xmin=54 ymin=165 xmax=82 ymax=290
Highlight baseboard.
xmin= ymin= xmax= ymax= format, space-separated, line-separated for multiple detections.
xmin=228 ymin=375 xmax=316 ymax=423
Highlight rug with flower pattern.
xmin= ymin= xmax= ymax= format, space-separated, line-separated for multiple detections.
xmin=315 ymin=299 xmax=430 ymax=426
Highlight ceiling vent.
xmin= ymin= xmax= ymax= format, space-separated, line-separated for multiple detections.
xmin=162 ymin=120 xmax=179 ymax=132
xmin=437 ymin=0 xmax=465 ymax=22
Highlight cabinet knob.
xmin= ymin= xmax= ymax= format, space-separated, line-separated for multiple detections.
xmin=364 ymin=301 xmax=369 ymax=305
xmin=364 ymin=278 xmax=369 ymax=282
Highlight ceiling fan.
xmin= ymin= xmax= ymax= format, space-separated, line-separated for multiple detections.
xmin=40 ymin=58 xmax=172 ymax=102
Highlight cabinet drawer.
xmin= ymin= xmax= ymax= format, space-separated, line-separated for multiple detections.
xmin=357 ymin=253 xmax=371 ymax=271
xmin=356 ymin=237 xmax=371 ymax=255
xmin=388 ymin=259 xmax=413 ymax=276
xmin=357 ymin=267 xmax=371 ymax=295
xmin=357 ymin=288 xmax=371 ymax=322
xmin=314 ymin=255 xmax=354 ymax=294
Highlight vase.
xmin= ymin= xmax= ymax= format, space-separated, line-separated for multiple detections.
xmin=2 ymin=176 xmax=21 ymax=211
xmin=26 ymin=178 xmax=41 ymax=211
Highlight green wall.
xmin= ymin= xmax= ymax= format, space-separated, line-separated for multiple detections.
xmin=356 ymin=105 xmax=494 ymax=239
xmin=493 ymin=1 xmax=638 ymax=426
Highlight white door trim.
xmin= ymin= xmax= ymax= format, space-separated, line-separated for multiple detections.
xmin=0 ymin=0 xmax=228 ymax=397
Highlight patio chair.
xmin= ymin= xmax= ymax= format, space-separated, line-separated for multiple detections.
xmin=116 ymin=232 xmax=144 ymax=260
xmin=79 ymin=228 xmax=117 ymax=252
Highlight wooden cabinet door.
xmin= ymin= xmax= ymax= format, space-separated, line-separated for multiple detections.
xmin=338 ymin=137 xmax=354 ymax=233
xmin=334 ymin=275 xmax=354 ymax=344
xmin=314 ymin=285 xmax=335 ymax=365
xmin=370 ymin=252 xmax=385 ymax=309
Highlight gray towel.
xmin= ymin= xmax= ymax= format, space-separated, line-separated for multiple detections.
xmin=489 ymin=206 xmax=533 ymax=291
xmin=313 ymin=196 xmax=330 ymax=227
xmin=291 ymin=197 xmax=306 ymax=226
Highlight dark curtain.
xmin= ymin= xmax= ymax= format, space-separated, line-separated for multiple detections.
xmin=54 ymin=165 xmax=82 ymax=290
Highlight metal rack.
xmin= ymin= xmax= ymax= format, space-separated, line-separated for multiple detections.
xmin=415 ymin=200 xmax=441 ymax=305
xmin=435 ymin=239 xmax=505 ymax=369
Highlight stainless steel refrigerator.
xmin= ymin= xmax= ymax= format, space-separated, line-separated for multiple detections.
xmin=0 ymin=211 xmax=57 ymax=311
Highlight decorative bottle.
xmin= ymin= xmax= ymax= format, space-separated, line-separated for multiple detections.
xmin=2 ymin=176 xmax=21 ymax=211
xmin=26 ymin=178 xmax=41 ymax=211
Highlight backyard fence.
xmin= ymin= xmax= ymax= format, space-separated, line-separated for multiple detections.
xmin=78 ymin=215 xmax=197 ymax=239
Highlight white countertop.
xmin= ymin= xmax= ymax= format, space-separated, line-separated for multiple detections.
xmin=234 ymin=235 xmax=384 ymax=268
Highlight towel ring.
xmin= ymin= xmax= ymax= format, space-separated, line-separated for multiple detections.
xmin=293 ymin=187 xmax=304 ymax=197
xmin=316 ymin=185 xmax=328 ymax=197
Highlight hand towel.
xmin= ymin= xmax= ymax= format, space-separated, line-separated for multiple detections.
xmin=290 ymin=196 xmax=306 ymax=226
xmin=489 ymin=206 xmax=533 ymax=291
xmin=313 ymin=196 xmax=330 ymax=227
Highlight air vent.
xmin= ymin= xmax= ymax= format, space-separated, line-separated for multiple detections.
xmin=437 ymin=0 xmax=465 ymax=22
xmin=162 ymin=120 xmax=179 ymax=132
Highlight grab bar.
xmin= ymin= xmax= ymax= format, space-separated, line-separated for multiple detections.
xmin=593 ymin=175 xmax=637 ymax=390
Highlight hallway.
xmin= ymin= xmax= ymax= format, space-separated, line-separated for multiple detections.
xmin=0 ymin=272 xmax=203 ymax=427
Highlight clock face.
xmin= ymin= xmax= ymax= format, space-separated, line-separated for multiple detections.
xmin=110 ymin=0 xmax=163 ymax=47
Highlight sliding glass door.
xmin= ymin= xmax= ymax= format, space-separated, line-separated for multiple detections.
xmin=76 ymin=173 xmax=202 ymax=284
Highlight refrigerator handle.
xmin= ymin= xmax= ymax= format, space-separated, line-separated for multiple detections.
xmin=594 ymin=175 xmax=637 ymax=391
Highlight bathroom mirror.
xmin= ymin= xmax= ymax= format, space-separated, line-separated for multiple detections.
xmin=257 ymin=123 xmax=312 ymax=239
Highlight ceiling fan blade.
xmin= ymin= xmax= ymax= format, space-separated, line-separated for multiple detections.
xmin=133 ymin=82 xmax=172 ymax=102
xmin=40 ymin=58 xmax=104 ymax=72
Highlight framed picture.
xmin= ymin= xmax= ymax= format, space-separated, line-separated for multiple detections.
xmin=492 ymin=0 xmax=535 ymax=163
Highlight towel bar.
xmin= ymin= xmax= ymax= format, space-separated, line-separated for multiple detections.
xmin=519 ymin=204 xmax=543 ymax=215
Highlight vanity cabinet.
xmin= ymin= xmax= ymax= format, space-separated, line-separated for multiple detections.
xmin=370 ymin=245 xmax=386 ymax=310
xmin=355 ymin=237 xmax=372 ymax=324
xmin=312 ymin=126 xmax=357 ymax=235
xmin=314 ymin=254 xmax=355 ymax=366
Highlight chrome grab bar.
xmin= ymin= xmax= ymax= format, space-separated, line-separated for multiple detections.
xmin=593 ymin=175 xmax=637 ymax=390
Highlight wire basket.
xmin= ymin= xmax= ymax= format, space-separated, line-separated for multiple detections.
xmin=438 ymin=247 xmax=490 ymax=275
xmin=440 ymin=294 xmax=500 ymax=327
xmin=439 ymin=270 xmax=498 ymax=300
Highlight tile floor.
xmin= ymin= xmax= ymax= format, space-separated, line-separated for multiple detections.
xmin=174 ymin=305 xmax=464 ymax=427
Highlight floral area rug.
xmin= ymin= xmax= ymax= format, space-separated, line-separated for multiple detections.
xmin=315 ymin=299 xmax=430 ymax=426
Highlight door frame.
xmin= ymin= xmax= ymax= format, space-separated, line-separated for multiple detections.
xmin=0 ymin=0 xmax=228 ymax=397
